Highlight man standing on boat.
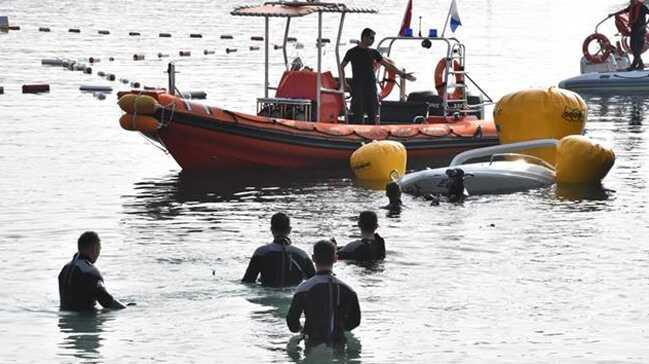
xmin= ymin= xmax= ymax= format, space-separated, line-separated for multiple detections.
xmin=610 ymin=0 xmax=649 ymax=70
xmin=341 ymin=28 xmax=416 ymax=124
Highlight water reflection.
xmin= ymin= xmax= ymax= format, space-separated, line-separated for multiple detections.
xmin=57 ymin=311 xmax=112 ymax=361
xmin=554 ymin=184 xmax=612 ymax=202
xmin=286 ymin=333 xmax=362 ymax=364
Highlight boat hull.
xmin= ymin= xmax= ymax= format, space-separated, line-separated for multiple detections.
xmin=559 ymin=70 xmax=649 ymax=93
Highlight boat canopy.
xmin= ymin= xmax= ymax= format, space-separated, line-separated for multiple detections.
xmin=231 ymin=2 xmax=377 ymax=18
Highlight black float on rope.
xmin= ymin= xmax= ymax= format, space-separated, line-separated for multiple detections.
xmin=203 ymin=49 xmax=215 ymax=55
xmin=133 ymin=53 xmax=145 ymax=61
xmin=220 ymin=34 xmax=233 ymax=39
xmin=179 ymin=51 xmax=191 ymax=57
xmin=251 ymin=36 xmax=264 ymax=41
xmin=190 ymin=33 xmax=202 ymax=38
xmin=226 ymin=48 xmax=238 ymax=54
xmin=22 ymin=84 xmax=50 ymax=94
xmin=158 ymin=53 xmax=170 ymax=58
xmin=39 ymin=27 xmax=51 ymax=32
xmin=159 ymin=33 xmax=171 ymax=38
xmin=98 ymin=30 xmax=110 ymax=35
xmin=69 ymin=28 xmax=80 ymax=33
xmin=129 ymin=32 xmax=140 ymax=36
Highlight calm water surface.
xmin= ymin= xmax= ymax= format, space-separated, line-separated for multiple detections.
xmin=1 ymin=0 xmax=648 ymax=362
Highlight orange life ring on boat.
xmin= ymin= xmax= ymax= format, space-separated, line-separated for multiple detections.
xmin=434 ymin=58 xmax=464 ymax=99
xmin=374 ymin=61 xmax=396 ymax=100
xmin=582 ymin=33 xmax=612 ymax=64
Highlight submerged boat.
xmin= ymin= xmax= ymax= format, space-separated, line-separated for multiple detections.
xmin=559 ymin=13 xmax=649 ymax=93
xmin=399 ymin=140 xmax=558 ymax=196
xmin=118 ymin=1 xmax=498 ymax=171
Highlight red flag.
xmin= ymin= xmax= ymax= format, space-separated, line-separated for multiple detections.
xmin=398 ymin=0 xmax=413 ymax=36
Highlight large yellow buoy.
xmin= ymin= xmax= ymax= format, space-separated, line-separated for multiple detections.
xmin=555 ymin=135 xmax=615 ymax=185
xmin=495 ymin=87 xmax=587 ymax=165
xmin=118 ymin=94 xmax=159 ymax=115
xmin=350 ymin=140 xmax=407 ymax=184
xmin=119 ymin=114 xmax=160 ymax=133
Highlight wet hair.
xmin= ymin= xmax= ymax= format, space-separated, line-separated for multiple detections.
xmin=361 ymin=28 xmax=375 ymax=39
xmin=270 ymin=212 xmax=291 ymax=235
xmin=358 ymin=210 xmax=378 ymax=233
xmin=385 ymin=182 xmax=401 ymax=199
xmin=313 ymin=240 xmax=336 ymax=265
xmin=78 ymin=231 xmax=100 ymax=251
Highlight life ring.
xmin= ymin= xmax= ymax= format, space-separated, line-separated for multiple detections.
xmin=621 ymin=33 xmax=649 ymax=54
xmin=582 ymin=33 xmax=613 ymax=64
xmin=374 ymin=62 xmax=397 ymax=100
xmin=434 ymin=58 xmax=464 ymax=99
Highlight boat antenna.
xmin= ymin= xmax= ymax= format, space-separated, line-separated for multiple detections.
xmin=418 ymin=16 xmax=422 ymax=37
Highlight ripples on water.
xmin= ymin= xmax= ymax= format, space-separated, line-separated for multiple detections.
xmin=1 ymin=0 xmax=649 ymax=362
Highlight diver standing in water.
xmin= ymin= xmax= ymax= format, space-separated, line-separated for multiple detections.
xmin=287 ymin=240 xmax=361 ymax=350
xmin=242 ymin=213 xmax=316 ymax=287
xmin=611 ymin=0 xmax=649 ymax=70
xmin=341 ymin=28 xmax=416 ymax=124
xmin=58 ymin=231 xmax=127 ymax=311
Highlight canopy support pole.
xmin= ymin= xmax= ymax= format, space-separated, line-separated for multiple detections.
xmin=283 ymin=18 xmax=291 ymax=70
xmin=265 ymin=16 xmax=270 ymax=98
xmin=316 ymin=11 xmax=322 ymax=122
xmin=335 ymin=12 xmax=347 ymax=123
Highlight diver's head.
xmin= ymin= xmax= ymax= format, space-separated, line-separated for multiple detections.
xmin=78 ymin=231 xmax=101 ymax=263
xmin=446 ymin=168 xmax=465 ymax=178
xmin=312 ymin=239 xmax=337 ymax=270
xmin=361 ymin=28 xmax=376 ymax=47
xmin=270 ymin=212 xmax=292 ymax=238
xmin=385 ymin=182 xmax=402 ymax=202
xmin=358 ymin=210 xmax=378 ymax=234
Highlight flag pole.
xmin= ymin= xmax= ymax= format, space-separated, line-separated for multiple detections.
xmin=441 ymin=1 xmax=452 ymax=37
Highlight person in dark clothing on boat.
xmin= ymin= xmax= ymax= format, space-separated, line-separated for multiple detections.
xmin=341 ymin=28 xmax=416 ymax=124
xmin=381 ymin=181 xmax=404 ymax=212
xmin=242 ymin=212 xmax=316 ymax=287
xmin=58 ymin=231 xmax=126 ymax=311
xmin=611 ymin=0 xmax=649 ymax=70
xmin=338 ymin=211 xmax=386 ymax=261
xmin=287 ymin=240 xmax=361 ymax=349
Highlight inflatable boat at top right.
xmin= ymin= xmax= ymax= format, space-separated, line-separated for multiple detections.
xmin=559 ymin=11 xmax=649 ymax=93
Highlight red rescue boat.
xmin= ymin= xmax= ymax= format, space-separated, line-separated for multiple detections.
xmin=117 ymin=1 xmax=498 ymax=171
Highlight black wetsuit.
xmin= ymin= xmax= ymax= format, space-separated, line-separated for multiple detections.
xmin=343 ymin=46 xmax=383 ymax=124
xmin=58 ymin=253 xmax=116 ymax=311
xmin=286 ymin=271 xmax=361 ymax=347
xmin=626 ymin=4 xmax=649 ymax=69
xmin=242 ymin=237 xmax=316 ymax=287
xmin=337 ymin=234 xmax=386 ymax=261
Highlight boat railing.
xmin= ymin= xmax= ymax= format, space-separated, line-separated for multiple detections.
xmin=449 ymin=139 xmax=559 ymax=167
xmin=488 ymin=153 xmax=556 ymax=171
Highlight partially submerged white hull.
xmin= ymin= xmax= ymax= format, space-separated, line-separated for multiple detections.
xmin=559 ymin=70 xmax=649 ymax=93
xmin=399 ymin=161 xmax=555 ymax=196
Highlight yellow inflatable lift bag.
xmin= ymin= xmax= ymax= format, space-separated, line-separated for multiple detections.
xmin=119 ymin=114 xmax=161 ymax=133
xmin=118 ymin=94 xmax=159 ymax=115
xmin=555 ymin=135 xmax=615 ymax=185
xmin=350 ymin=141 xmax=407 ymax=186
xmin=495 ymin=87 xmax=586 ymax=165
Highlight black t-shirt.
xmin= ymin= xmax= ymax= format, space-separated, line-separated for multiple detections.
xmin=626 ymin=4 xmax=649 ymax=33
xmin=343 ymin=46 xmax=383 ymax=89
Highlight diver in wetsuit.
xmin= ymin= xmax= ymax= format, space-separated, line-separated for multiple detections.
xmin=445 ymin=168 xmax=467 ymax=203
xmin=58 ymin=231 xmax=126 ymax=311
xmin=242 ymin=212 xmax=316 ymax=287
xmin=611 ymin=0 xmax=649 ymax=70
xmin=341 ymin=28 xmax=416 ymax=124
xmin=381 ymin=181 xmax=404 ymax=212
xmin=287 ymin=240 xmax=361 ymax=349
xmin=338 ymin=211 xmax=386 ymax=261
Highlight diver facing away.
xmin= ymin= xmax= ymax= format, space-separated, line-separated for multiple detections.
xmin=242 ymin=212 xmax=316 ymax=287
xmin=287 ymin=240 xmax=361 ymax=349
xmin=58 ymin=231 xmax=126 ymax=311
